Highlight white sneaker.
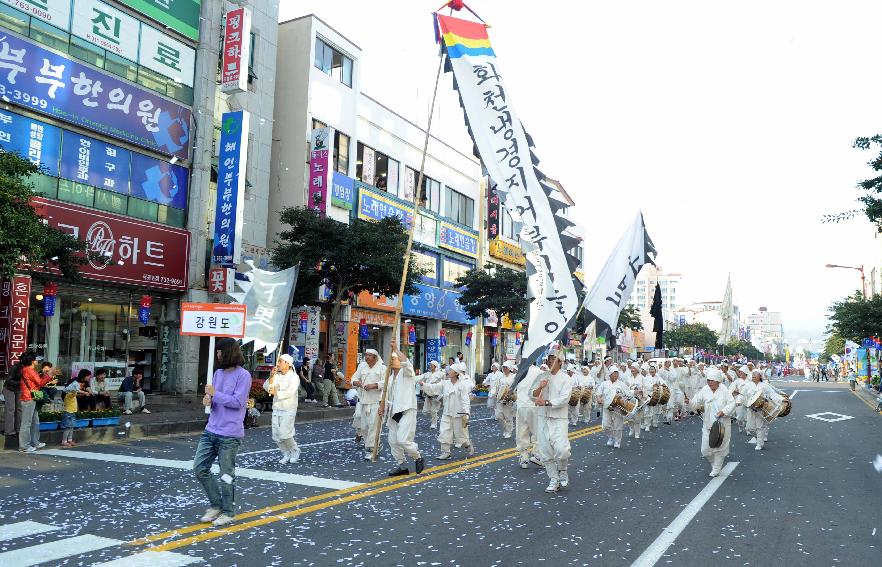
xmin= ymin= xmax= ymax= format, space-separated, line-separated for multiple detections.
xmin=755 ymin=444 xmax=763 ymax=451
xmin=212 ymin=513 xmax=235 ymax=527
xmin=430 ymin=424 xmax=437 ymax=430
xmin=289 ymin=447 xmax=301 ymax=463
xmin=529 ymin=456 xmax=543 ymax=466
xmin=519 ymin=461 xmax=529 ymax=469
xmin=559 ymin=472 xmax=569 ymax=488
xmin=124 ymin=409 xmax=132 ymax=415
xmin=613 ymin=441 xmax=621 ymax=449
xmin=644 ymin=426 xmax=650 ymax=432
xmin=503 ymin=433 xmax=511 ymax=439
xmin=35 ymin=442 xmax=46 ymax=449
xmin=141 ymin=408 xmax=151 ymax=414
xmin=606 ymin=438 xmax=614 ymax=447
xmin=709 ymin=468 xmax=720 ymax=477
xmin=20 ymin=446 xmax=35 ymax=453
xmin=200 ymin=508 xmax=221 ymax=523
xmin=635 ymin=432 xmax=641 ymax=439
xmin=545 ymin=480 xmax=560 ymax=493
xmin=748 ymin=437 xmax=757 ymax=444
xmin=628 ymin=430 xmax=634 ymax=437
xmin=436 ymin=452 xmax=451 ymax=460
xmin=364 ymin=452 xmax=372 ymax=461
xmin=278 ymin=454 xmax=290 ymax=464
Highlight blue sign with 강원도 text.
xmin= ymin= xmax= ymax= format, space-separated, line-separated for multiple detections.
xmin=403 ymin=283 xmax=476 ymax=325
xmin=331 ymin=172 xmax=354 ymax=210
xmin=212 ymin=110 xmax=249 ymax=266
xmin=0 ymin=29 xmax=191 ymax=159
xmin=0 ymin=110 xmax=61 ymax=174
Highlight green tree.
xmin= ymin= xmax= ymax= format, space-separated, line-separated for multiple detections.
xmin=454 ymin=263 xmax=528 ymax=322
xmin=664 ymin=322 xmax=719 ymax=350
xmin=722 ymin=338 xmax=764 ymax=360
xmin=271 ymin=207 xmax=427 ymax=349
xmin=617 ymin=304 xmax=643 ymax=333
xmin=827 ymin=291 xmax=882 ymax=342
xmin=823 ymin=333 xmax=845 ymax=360
xmin=823 ymin=135 xmax=882 ymax=228
xmin=0 ymin=152 xmax=88 ymax=280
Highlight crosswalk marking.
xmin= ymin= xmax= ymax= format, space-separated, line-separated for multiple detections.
xmin=92 ymin=550 xmax=203 ymax=566
xmin=39 ymin=449 xmax=362 ymax=490
xmin=0 ymin=534 xmax=121 ymax=566
xmin=0 ymin=521 xmax=60 ymax=542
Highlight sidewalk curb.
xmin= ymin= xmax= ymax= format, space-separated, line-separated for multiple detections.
xmin=853 ymin=385 xmax=881 ymax=413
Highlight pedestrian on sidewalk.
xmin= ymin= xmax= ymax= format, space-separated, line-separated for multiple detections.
xmin=264 ymin=353 xmax=300 ymax=464
xmin=298 ymin=356 xmax=317 ymax=403
xmin=848 ymin=368 xmax=857 ymax=391
xmin=118 ymin=368 xmax=150 ymax=415
xmin=314 ymin=353 xmax=342 ymax=408
xmin=2 ymin=358 xmax=23 ymax=437
xmin=18 ymin=353 xmax=55 ymax=453
xmin=60 ymin=375 xmax=81 ymax=447
xmin=194 ymin=338 xmax=250 ymax=528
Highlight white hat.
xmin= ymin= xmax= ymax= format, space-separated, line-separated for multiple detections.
xmin=547 ymin=342 xmax=563 ymax=359
xmin=364 ymin=349 xmax=379 ymax=357
xmin=491 ymin=362 xmax=500 ymax=370
xmin=706 ymin=368 xmax=723 ymax=382
xmin=503 ymin=360 xmax=517 ymax=371
xmin=739 ymin=365 xmax=749 ymax=374
xmin=429 ymin=360 xmax=440 ymax=368
xmin=540 ymin=364 xmax=550 ymax=371
xmin=609 ymin=366 xmax=620 ymax=375
xmin=580 ymin=365 xmax=590 ymax=371
xmin=279 ymin=354 xmax=294 ymax=365
xmin=630 ymin=362 xmax=640 ymax=369
xmin=567 ymin=364 xmax=576 ymax=372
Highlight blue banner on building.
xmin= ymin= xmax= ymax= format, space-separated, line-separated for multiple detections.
xmin=331 ymin=172 xmax=354 ymax=210
xmin=59 ymin=130 xmax=131 ymax=193
xmin=439 ymin=221 xmax=478 ymax=257
xmin=0 ymin=110 xmax=61 ymax=173
xmin=130 ymin=152 xmax=189 ymax=209
xmin=425 ymin=338 xmax=441 ymax=369
xmin=212 ymin=110 xmax=249 ymax=266
xmin=357 ymin=186 xmax=413 ymax=230
xmin=403 ymin=283 xmax=476 ymax=325
xmin=0 ymin=29 xmax=191 ymax=159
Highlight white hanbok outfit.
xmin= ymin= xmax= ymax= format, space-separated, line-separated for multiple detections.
xmin=626 ymin=371 xmax=651 ymax=437
xmin=646 ymin=372 xmax=665 ymax=427
xmin=595 ymin=378 xmax=631 ymax=446
xmin=689 ymin=384 xmax=736 ymax=475
xmin=351 ymin=360 xmax=387 ymax=454
xmin=515 ymin=367 xmax=541 ymax=465
xmin=728 ymin=377 xmax=749 ymax=433
xmin=492 ymin=371 xmax=516 ymax=437
xmin=566 ymin=373 xmax=581 ymax=426
xmin=422 ymin=376 xmax=473 ymax=455
xmin=385 ymin=360 xmax=422 ymax=466
xmin=420 ymin=368 xmax=444 ymax=429
xmin=741 ymin=380 xmax=780 ymax=450
xmin=662 ymin=367 xmax=684 ymax=422
xmin=485 ymin=369 xmax=503 ymax=410
xmin=576 ymin=372 xmax=596 ymax=423
xmin=529 ymin=369 xmax=573 ymax=484
xmin=263 ymin=369 xmax=300 ymax=461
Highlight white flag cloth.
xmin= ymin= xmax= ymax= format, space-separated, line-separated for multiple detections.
xmin=436 ymin=14 xmax=582 ymax=374
xmin=718 ymin=275 xmax=735 ymax=345
xmin=581 ymin=212 xmax=656 ymax=339
xmin=845 ymin=340 xmax=860 ymax=361
xmin=229 ymin=262 xmax=300 ymax=354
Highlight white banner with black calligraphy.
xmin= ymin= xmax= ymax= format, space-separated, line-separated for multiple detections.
xmin=581 ymin=212 xmax=657 ymax=340
xmin=436 ymin=14 xmax=583 ymax=379
xmin=229 ymin=262 xmax=300 ymax=354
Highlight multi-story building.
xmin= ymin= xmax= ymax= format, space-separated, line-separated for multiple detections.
xmin=747 ymin=307 xmax=784 ymax=355
xmin=0 ymin=1 xmax=281 ymax=393
xmin=270 ymin=15 xmax=484 ymax=377
xmin=627 ymin=265 xmax=681 ymax=330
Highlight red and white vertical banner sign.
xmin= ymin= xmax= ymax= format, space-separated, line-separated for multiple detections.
xmin=208 ymin=266 xmax=235 ymax=294
xmin=309 ymin=127 xmax=334 ymax=215
xmin=0 ymin=278 xmax=11 ymax=374
xmin=220 ymin=7 xmax=252 ymax=94
xmin=8 ymin=276 xmax=31 ymax=369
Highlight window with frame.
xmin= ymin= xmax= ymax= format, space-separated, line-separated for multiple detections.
xmin=442 ymin=256 xmax=474 ymax=288
xmin=499 ymin=206 xmax=520 ymax=242
xmin=356 ymin=143 xmax=398 ymax=193
xmin=311 ymin=119 xmax=350 ymax=175
xmin=444 ymin=187 xmax=475 ymax=227
xmin=412 ymin=168 xmax=441 ymax=213
xmin=412 ymin=249 xmax=439 ymax=286
xmin=314 ymin=37 xmax=353 ymax=87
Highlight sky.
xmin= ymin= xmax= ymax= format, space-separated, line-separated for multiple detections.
xmin=279 ymin=0 xmax=882 ymax=346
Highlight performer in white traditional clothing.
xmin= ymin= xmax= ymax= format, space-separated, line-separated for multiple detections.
xmin=741 ymin=369 xmax=782 ymax=450
xmin=421 ymin=362 xmax=474 ymax=459
xmin=515 ymin=365 xmax=542 ymax=469
xmin=530 ymin=343 xmax=573 ymax=492
xmin=492 ymin=361 xmax=517 ymax=438
xmin=566 ymin=365 xmax=581 ymax=426
xmin=687 ymin=367 xmax=736 ymax=477
xmin=380 ymin=343 xmax=425 ymax=476
xmin=576 ymin=365 xmax=596 ymax=424
xmin=672 ymin=358 xmax=689 ymax=421
xmin=729 ymin=365 xmax=750 ymax=434
xmin=719 ymin=360 xmax=736 ymax=386
xmin=595 ymin=366 xmax=631 ymax=448
xmin=485 ymin=362 xmax=503 ymax=411
xmin=661 ymin=359 xmax=682 ymax=423
xmin=350 ymin=349 xmax=387 ymax=459
xmin=263 ymin=354 xmax=301 ymax=464
xmin=645 ymin=364 xmax=665 ymax=428
xmin=419 ymin=360 xmax=443 ymax=429
xmin=625 ymin=362 xmax=649 ymax=438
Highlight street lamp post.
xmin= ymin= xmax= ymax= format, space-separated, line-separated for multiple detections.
xmin=825 ymin=263 xmax=867 ymax=298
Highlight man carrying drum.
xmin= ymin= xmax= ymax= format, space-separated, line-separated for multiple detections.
xmin=595 ymin=366 xmax=631 ymax=449
xmin=687 ymin=367 xmax=736 ymax=477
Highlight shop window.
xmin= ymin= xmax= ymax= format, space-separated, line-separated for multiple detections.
xmin=444 ymin=187 xmax=475 ymax=227
xmin=0 ymin=3 xmax=28 ymax=35
xmin=499 ymin=206 xmax=520 ymax=242
xmin=95 ymin=189 xmax=127 ymax=215
xmin=128 ymin=196 xmax=159 ymax=222
xmin=356 ymin=143 xmax=398 ymax=192
xmin=28 ymin=174 xmax=58 ymax=199
xmin=443 ymin=256 xmax=473 ymax=288
xmin=413 ymin=249 xmax=439 ymax=286
xmin=69 ymin=36 xmax=105 ymax=69
xmin=136 ymin=65 xmax=167 ymax=96
xmin=314 ymin=37 xmax=353 ymax=87
xmin=158 ymin=205 xmax=186 ymax=227
xmin=29 ymin=19 xmax=68 ymax=53
xmin=312 ymin=120 xmax=351 ymax=175
xmin=57 ymin=179 xmax=95 ymax=207
xmin=105 ymin=52 xmax=139 ymax=83
xmin=441 ymin=326 xmax=464 ymax=366
xmin=413 ymin=169 xmax=441 ymax=213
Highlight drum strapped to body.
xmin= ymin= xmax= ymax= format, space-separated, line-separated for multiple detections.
xmin=659 ymin=383 xmax=671 ymax=404
xmin=569 ymin=387 xmax=581 ymax=407
xmin=647 ymin=383 xmax=665 ymax=406
xmin=610 ymin=393 xmax=637 ymax=416
xmin=580 ymin=386 xmax=594 ymax=405
xmin=747 ymin=390 xmax=767 ymax=411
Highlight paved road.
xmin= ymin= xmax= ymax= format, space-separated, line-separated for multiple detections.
xmin=0 ymin=381 xmax=879 ymax=566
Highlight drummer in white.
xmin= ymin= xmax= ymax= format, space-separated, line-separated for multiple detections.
xmin=729 ymin=366 xmax=750 ymax=434
xmin=687 ymin=367 xmax=736 ymax=477
xmin=576 ymin=365 xmax=596 ymax=424
xmin=741 ymin=369 xmax=781 ymax=450
xmin=595 ymin=366 xmax=631 ymax=448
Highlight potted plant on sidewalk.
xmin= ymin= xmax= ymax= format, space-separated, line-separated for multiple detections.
xmin=38 ymin=410 xmax=61 ymax=431
xmin=74 ymin=410 xmax=94 ymax=428
xmin=91 ymin=408 xmax=121 ymax=427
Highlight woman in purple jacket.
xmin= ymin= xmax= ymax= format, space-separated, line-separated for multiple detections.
xmin=193 ymin=338 xmax=251 ymax=527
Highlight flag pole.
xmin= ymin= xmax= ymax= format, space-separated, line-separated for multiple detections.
xmin=371 ymin=46 xmax=447 ymax=463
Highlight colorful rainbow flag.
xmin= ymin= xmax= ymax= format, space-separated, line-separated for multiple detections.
xmin=436 ymin=14 xmax=494 ymax=59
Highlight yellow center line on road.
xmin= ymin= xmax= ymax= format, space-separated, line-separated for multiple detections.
xmin=133 ymin=425 xmax=603 ymax=551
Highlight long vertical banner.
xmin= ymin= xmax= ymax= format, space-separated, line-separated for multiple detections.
xmin=8 ymin=276 xmax=31 ymax=369
xmin=220 ymin=7 xmax=252 ymax=94
xmin=435 ymin=14 xmax=583 ymax=378
xmin=309 ymin=127 xmax=334 ymax=215
xmin=212 ymin=110 xmax=249 ymax=266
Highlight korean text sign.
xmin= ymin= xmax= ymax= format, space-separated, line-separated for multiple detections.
xmin=309 ymin=127 xmax=332 ymax=215
xmin=0 ymin=29 xmax=192 ymax=158
xmin=220 ymin=7 xmax=251 ymax=94
xmin=331 ymin=171 xmax=354 ymax=210
xmin=32 ymin=197 xmax=190 ymax=291
xmin=357 ymin=186 xmax=414 ymax=230
xmin=180 ymin=303 xmax=246 ymax=338
xmin=439 ymin=221 xmax=478 ymax=258
xmin=212 ymin=110 xmax=248 ymax=266
xmin=123 ymin=0 xmax=201 ymax=42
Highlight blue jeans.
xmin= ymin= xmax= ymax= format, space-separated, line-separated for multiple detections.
xmin=193 ymin=430 xmax=241 ymax=516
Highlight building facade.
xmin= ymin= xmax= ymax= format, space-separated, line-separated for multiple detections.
xmin=747 ymin=307 xmax=784 ymax=355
